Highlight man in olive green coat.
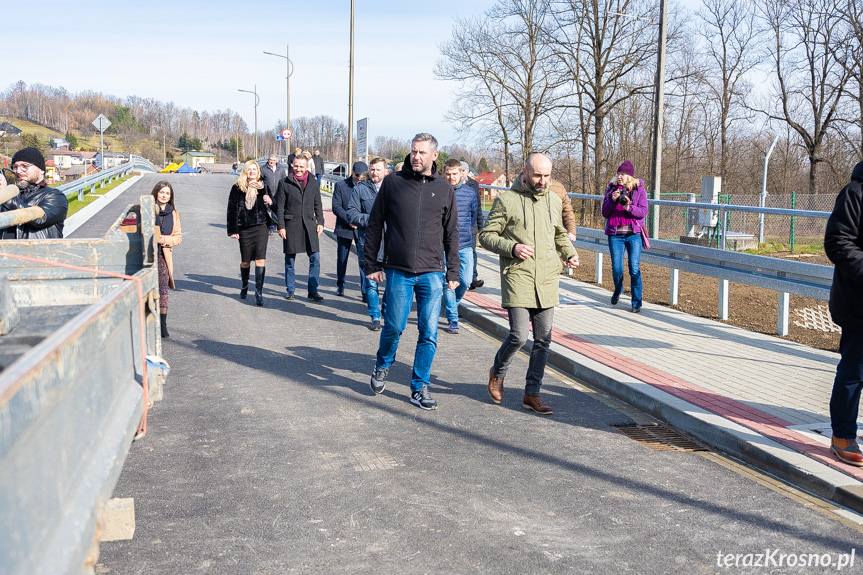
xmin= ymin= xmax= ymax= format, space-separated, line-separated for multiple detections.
xmin=480 ymin=153 xmax=579 ymax=414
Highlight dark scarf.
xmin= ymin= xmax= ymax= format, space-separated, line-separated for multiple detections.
xmin=292 ymin=171 xmax=309 ymax=193
xmin=156 ymin=203 xmax=175 ymax=235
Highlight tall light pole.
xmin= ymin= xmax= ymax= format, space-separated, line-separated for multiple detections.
xmin=648 ymin=0 xmax=667 ymax=239
xmin=238 ymin=86 xmax=260 ymax=159
xmin=263 ymin=45 xmax=294 ymax=157
xmin=347 ymin=0 xmax=355 ymax=166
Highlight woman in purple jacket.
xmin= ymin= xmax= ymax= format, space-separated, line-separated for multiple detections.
xmin=602 ymin=160 xmax=648 ymax=313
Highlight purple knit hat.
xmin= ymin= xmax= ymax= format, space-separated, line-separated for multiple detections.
xmin=617 ymin=160 xmax=635 ymax=177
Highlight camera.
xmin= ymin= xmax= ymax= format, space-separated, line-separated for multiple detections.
xmin=616 ymin=187 xmax=630 ymax=205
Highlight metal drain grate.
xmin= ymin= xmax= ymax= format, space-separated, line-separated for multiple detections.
xmin=612 ymin=424 xmax=709 ymax=452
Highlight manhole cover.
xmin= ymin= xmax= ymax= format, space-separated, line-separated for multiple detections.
xmin=612 ymin=424 xmax=709 ymax=452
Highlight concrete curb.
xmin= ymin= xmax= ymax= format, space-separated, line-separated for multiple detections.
xmin=458 ymin=300 xmax=863 ymax=516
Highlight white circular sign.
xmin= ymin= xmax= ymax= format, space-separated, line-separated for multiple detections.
xmin=282 ymin=128 xmax=292 ymax=139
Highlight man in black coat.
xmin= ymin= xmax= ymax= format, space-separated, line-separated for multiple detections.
xmin=363 ymin=133 xmax=460 ymax=410
xmin=332 ymin=161 xmax=368 ymax=297
xmin=825 ymin=160 xmax=863 ymax=466
xmin=276 ymin=155 xmax=325 ymax=301
xmin=0 ymin=147 xmax=68 ymax=239
xmin=313 ymin=149 xmax=325 ymax=185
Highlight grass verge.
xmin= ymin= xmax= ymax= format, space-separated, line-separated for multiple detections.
xmin=66 ymin=174 xmax=133 ymax=217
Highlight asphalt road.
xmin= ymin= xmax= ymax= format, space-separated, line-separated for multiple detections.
xmin=86 ymin=174 xmax=862 ymax=574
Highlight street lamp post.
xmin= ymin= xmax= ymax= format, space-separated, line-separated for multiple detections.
xmin=648 ymin=0 xmax=667 ymax=239
xmin=238 ymin=86 xmax=260 ymax=159
xmin=347 ymin=0 xmax=355 ymax=165
xmin=263 ymin=45 xmax=294 ymax=157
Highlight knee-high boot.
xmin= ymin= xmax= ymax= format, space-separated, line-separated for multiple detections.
xmin=240 ymin=266 xmax=250 ymax=299
xmin=255 ymin=267 xmax=266 ymax=306
xmin=160 ymin=312 xmax=169 ymax=338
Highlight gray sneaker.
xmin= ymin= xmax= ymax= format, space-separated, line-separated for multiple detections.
xmin=370 ymin=366 xmax=388 ymax=394
xmin=410 ymin=385 xmax=438 ymax=410
xmin=369 ymin=319 xmax=382 ymax=331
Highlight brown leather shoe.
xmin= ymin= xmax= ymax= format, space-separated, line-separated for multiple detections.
xmin=488 ymin=368 xmax=504 ymax=404
xmin=522 ymin=394 xmax=553 ymax=415
xmin=831 ymin=436 xmax=863 ymax=466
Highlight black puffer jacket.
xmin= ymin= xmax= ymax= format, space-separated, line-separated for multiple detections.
xmin=226 ymin=182 xmax=270 ymax=236
xmin=0 ymin=181 xmax=68 ymax=239
xmin=825 ymin=161 xmax=863 ymax=332
xmin=363 ymin=160 xmax=459 ymax=281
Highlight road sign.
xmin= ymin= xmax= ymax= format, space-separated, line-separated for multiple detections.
xmin=276 ymin=134 xmax=284 ymax=140
xmin=281 ymin=128 xmax=292 ymax=139
xmin=356 ymin=118 xmax=368 ymax=159
xmin=92 ymin=114 xmax=111 ymax=133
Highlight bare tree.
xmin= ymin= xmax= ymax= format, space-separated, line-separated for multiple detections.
xmin=697 ymin=0 xmax=761 ymax=193
xmin=552 ymin=0 xmax=658 ymax=195
xmin=759 ymin=0 xmax=851 ymax=194
xmin=832 ymin=0 xmax=863 ymax=160
xmin=437 ymin=0 xmax=567 ymax=177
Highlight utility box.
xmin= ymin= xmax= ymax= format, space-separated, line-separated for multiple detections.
xmin=698 ymin=177 xmax=721 ymax=227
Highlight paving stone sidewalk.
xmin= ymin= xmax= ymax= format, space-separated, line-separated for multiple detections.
xmin=450 ymin=228 xmax=863 ymax=512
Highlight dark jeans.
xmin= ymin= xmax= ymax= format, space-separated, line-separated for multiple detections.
xmin=336 ymin=236 xmax=364 ymax=292
xmin=830 ymin=329 xmax=863 ymax=439
xmin=492 ymin=307 xmax=555 ymax=395
xmin=471 ymin=229 xmax=479 ymax=282
xmin=284 ymin=239 xmax=320 ymax=295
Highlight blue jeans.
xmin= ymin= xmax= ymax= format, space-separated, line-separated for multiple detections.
xmin=376 ymin=269 xmax=444 ymax=391
xmin=336 ymin=236 xmax=364 ymax=291
xmin=316 ymin=174 xmax=322 ymax=185
xmin=365 ymin=277 xmax=384 ymax=320
xmin=608 ymin=233 xmax=642 ymax=308
xmin=443 ymin=247 xmax=473 ymax=322
xmin=831 ymin=330 xmax=863 ymax=439
xmin=284 ymin=249 xmax=320 ymax=295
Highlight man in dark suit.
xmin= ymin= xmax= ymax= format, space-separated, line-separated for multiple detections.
xmin=332 ymin=161 xmax=368 ymax=297
xmin=276 ymin=154 xmax=325 ymax=301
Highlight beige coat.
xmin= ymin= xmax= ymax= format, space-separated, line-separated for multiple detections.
xmin=160 ymin=211 xmax=182 ymax=289
xmin=548 ymin=180 xmax=577 ymax=236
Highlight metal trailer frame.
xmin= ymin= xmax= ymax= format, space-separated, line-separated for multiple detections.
xmin=0 ymin=196 xmax=164 ymax=575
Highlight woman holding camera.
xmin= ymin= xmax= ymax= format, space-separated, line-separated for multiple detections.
xmin=602 ymin=160 xmax=648 ymax=313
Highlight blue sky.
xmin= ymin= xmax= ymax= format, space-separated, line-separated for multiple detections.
xmin=10 ymin=0 xmax=704 ymax=148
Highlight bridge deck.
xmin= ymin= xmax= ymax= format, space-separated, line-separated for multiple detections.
xmin=65 ymin=173 xmax=862 ymax=573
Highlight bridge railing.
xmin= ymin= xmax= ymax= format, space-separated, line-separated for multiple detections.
xmin=57 ymin=155 xmax=159 ymax=202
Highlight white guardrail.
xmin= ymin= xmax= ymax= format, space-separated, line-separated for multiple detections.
xmin=57 ymin=155 xmax=159 ymax=202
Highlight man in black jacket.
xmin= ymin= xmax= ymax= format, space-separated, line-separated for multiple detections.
xmin=363 ymin=133 xmax=460 ymax=410
xmin=332 ymin=161 xmax=367 ymax=297
xmin=825 ymin=160 xmax=863 ymax=466
xmin=1 ymin=147 xmax=68 ymax=239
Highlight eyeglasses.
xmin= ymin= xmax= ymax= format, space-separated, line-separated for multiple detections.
xmin=11 ymin=162 xmax=33 ymax=172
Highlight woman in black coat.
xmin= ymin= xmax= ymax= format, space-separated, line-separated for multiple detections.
xmin=227 ymin=160 xmax=273 ymax=306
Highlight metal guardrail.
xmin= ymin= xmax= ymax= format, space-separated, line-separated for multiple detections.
xmin=57 ymin=155 xmax=158 ymax=202
xmin=0 ymin=196 xmax=164 ymax=575
xmin=574 ymin=228 xmax=832 ymax=336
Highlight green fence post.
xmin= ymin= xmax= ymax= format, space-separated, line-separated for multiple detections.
xmin=790 ymin=191 xmax=796 ymax=251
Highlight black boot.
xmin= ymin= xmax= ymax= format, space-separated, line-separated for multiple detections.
xmin=160 ymin=313 xmax=169 ymax=338
xmin=255 ymin=267 xmax=266 ymax=306
xmin=240 ymin=266 xmax=250 ymax=299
